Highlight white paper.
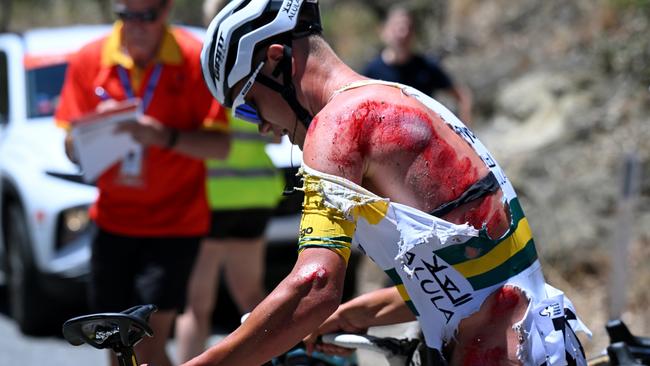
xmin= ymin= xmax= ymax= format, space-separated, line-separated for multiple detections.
xmin=71 ymin=102 xmax=141 ymax=182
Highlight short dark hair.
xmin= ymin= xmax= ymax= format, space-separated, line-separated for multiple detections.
xmin=385 ymin=4 xmax=416 ymax=24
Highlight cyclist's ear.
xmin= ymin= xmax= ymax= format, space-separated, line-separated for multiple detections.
xmin=263 ymin=44 xmax=285 ymax=77
xmin=266 ymin=44 xmax=284 ymax=63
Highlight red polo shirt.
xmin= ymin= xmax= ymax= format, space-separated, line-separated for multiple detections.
xmin=56 ymin=22 xmax=225 ymax=237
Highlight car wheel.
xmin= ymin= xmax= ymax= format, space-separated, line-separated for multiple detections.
xmin=5 ymin=203 xmax=49 ymax=335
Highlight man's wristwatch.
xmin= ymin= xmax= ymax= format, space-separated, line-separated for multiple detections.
xmin=166 ymin=128 xmax=179 ymax=149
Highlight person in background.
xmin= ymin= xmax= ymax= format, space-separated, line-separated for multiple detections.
xmin=363 ymin=4 xmax=473 ymax=124
xmin=175 ymin=108 xmax=284 ymax=362
xmin=55 ymin=0 xmax=230 ymax=365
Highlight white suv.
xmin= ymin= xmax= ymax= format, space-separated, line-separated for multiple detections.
xmin=0 ymin=25 xmax=111 ymax=335
xmin=0 ymin=25 xmax=305 ymax=335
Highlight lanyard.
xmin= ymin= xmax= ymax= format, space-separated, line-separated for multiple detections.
xmin=116 ymin=63 xmax=163 ymax=112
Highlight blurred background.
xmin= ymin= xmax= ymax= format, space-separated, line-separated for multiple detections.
xmin=1 ymin=0 xmax=650 ymax=361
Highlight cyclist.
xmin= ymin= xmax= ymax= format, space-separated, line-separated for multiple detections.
xmin=188 ymin=0 xmax=591 ymax=365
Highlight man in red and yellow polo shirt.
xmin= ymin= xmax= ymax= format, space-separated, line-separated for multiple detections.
xmin=55 ymin=1 xmax=229 ymax=365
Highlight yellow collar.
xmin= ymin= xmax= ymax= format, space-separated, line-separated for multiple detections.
xmin=101 ymin=21 xmax=183 ymax=69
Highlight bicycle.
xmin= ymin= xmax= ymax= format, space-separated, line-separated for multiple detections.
xmin=62 ymin=304 xmax=650 ymax=366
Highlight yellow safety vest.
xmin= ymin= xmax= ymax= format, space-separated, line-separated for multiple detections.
xmin=205 ymin=114 xmax=284 ymax=210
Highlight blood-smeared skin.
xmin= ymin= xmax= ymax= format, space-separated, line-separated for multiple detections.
xmin=311 ymin=99 xmax=511 ymax=237
xmin=449 ymin=193 xmax=510 ymax=240
xmin=462 ymin=345 xmax=507 ymax=366
xmin=296 ymin=263 xmax=328 ymax=289
xmin=305 ymin=115 xmax=319 ymax=138
xmin=416 ymin=139 xmax=479 ymax=205
xmin=452 ymin=286 xmax=528 ymax=366
xmin=491 ymin=286 xmax=521 ymax=317
xmin=326 ymin=100 xmax=495 ymax=217
xmin=329 ymin=101 xmax=432 ymax=167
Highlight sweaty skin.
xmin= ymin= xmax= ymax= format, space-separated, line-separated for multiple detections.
xmin=304 ymin=85 xmax=523 ymax=364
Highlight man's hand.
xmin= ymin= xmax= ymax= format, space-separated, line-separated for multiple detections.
xmin=95 ymin=99 xmax=173 ymax=148
xmin=64 ymin=132 xmax=78 ymax=164
xmin=113 ymin=114 xmax=172 ymax=147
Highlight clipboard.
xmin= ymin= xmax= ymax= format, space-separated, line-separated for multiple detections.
xmin=71 ymin=99 xmax=141 ymax=182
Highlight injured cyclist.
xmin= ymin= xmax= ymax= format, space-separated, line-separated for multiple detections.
xmin=184 ymin=1 xmax=591 ymax=365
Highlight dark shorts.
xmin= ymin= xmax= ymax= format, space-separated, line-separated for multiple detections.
xmin=88 ymin=229 xmax=200 ymax=313
xmin=207 ymin=208 xmax=273 ymax=240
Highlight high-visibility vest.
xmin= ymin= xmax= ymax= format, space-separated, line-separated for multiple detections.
xmin=205 ymin=115 xmax=285 ymax=210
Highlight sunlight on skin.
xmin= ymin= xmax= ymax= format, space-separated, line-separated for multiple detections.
xmin=296 ymin=263 xmax=329 ymax=289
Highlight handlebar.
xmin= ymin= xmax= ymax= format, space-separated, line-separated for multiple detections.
xmin=605 ymin=320 xmax=650 ymax=365
xmin=321 ymin=333 xmax=419 ymax=357
xmin=321 ymin=333 xmax=420 ymax=366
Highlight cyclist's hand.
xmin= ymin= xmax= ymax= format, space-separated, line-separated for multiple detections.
xmin=303 ymin=305 xmax=368 ymax=356
xmin=312 ymin=340 xmax=356 ymax=357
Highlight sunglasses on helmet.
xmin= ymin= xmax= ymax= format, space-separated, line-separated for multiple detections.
xmin=232 ymin=61 xmax=264 ymax=124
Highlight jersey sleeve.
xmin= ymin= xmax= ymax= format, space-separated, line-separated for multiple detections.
xmin=298 ymin=174 xmax=357 ymax=263
xmin=54 ymin=51 xmax=99 ymax=130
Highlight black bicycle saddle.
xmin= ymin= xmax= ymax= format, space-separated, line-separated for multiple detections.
xmin=62 ymin=304 xmax=157 ymax=350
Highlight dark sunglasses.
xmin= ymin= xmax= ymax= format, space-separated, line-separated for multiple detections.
xmin=114 ymin=3 xmax=163 ymax=23
xmin=232 ymin=61 xmax=264 ymax=124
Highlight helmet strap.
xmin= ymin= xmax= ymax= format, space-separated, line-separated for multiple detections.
xmin=256 ymin=44 xmax=313 ymax=129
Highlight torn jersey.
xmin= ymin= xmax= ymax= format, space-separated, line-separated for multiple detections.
xmin=297 ymin=80 xmax=591 ymax=365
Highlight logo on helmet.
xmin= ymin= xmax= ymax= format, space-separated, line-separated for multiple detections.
xmin=282 ymin=0 xmax=300 ymax=20
xmin=213 ymin=33 xmax=226 ymax=81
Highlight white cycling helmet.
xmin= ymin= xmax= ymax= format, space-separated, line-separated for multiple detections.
xmin=201 ymin=0 xmax=321 ymax=126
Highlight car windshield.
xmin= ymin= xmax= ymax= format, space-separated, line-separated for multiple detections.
xmin=26 ymin=63 xmax=67 ymax=118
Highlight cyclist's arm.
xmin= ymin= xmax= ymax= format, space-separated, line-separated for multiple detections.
xmin=330 ymin=286 xmax=416 ymax=328
xmin=445 ymin=84 xmax=473 ymax=126
xmin=303 ymin=286 xmax=415 ymax=353
xmin=182 ymin=248 xmax=347 ymax=366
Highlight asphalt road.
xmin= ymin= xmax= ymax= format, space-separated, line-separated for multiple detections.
xmin=0 ymin=310 xmax=104 ymax=365
xmin=0 ymin=309 xmax=227 ymax=366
